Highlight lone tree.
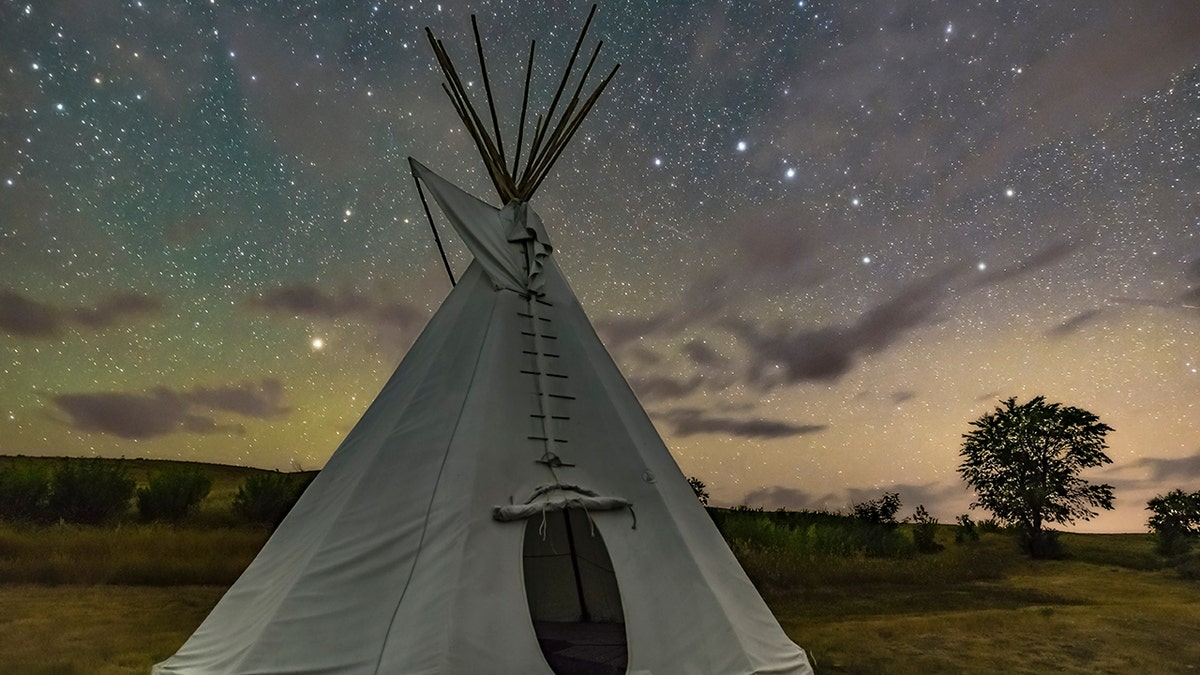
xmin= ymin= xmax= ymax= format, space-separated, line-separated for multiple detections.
xmin=958 ymin=396 xmax=1115 ymax=558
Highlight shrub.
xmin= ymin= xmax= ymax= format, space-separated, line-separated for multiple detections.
xmin=709 ymin=507 xmax=913 ymax=559
xmin=688 ymin=476 xmax=710 ymax=506
xmin=977 ymin=518 xmax=1002 ymax=534
xmin=954 ymin=514 xmax=980 ymax=543
xmin=1018 ymin=528 xmax=1063 ymax=559
xmin=0 ymin=464 xmax=51 ymax=522
xmin=232 ymin=472 xmax=309 ymax=526
xmin=1174 ymin=554 xmax=1200 ymax=581
xmin=137 ymin=467 xmax=212 ymax=522
xmin=910 ymin=505 xmax=943 ymax=553
xmin=1146 ymin=489 xmax=1200 ymax=556
xmin=47 ymin=459 xmax=136 ymax=524
xmin=852 ymin=491 xmax=901 ymax=527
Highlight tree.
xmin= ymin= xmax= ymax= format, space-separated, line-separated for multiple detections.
xmin=687 ymin=476 xmax=710 ymax=506
xmin=1146 ymin=489 xmax=1200 ymax=555
xmin=48 ymin=458 xmax=136 ymax=524
xmin=0 ymin=464 xmax=51 ymax=522
xmin=958 ymin=396 xmax=1115 ymax=558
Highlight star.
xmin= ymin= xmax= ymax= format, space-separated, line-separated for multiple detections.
xmin=1 ymin=0 xmax=1192 ymax=534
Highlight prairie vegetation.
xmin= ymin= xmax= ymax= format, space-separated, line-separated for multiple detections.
xmin=1 ymin=457 xmax=1198 ymax=674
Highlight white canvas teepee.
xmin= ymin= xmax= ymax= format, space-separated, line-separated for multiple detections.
xmin=154 ymin=10 xmax=813 ymax=674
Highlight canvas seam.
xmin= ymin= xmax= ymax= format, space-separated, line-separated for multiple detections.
xmin=373 ymin=295 xmax=500 ymax=674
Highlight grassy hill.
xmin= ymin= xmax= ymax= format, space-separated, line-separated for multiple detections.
xmin=1 ymin=456 xmax=1198 ymax=673
xmin=0 ymin=455 xmax=311 ymax=522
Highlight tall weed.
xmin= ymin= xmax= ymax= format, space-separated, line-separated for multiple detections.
xmin=0 ymin=522 xmax=268 ymax=585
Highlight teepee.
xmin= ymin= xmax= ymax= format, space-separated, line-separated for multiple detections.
xmin=154 ymin=8 xmax=812 ymax=674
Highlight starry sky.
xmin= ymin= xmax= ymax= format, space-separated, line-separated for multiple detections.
xmin=2 ymin=1 xmax=1198 ymax=532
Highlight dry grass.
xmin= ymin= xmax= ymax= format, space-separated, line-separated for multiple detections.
xmin=2 ymin=460 xmax=1198 ymax=673
xmin=767 ymin=535 xmax=1200 ymax=674
xmin=4 ymin=539 xmax=1197 ymax=674
xmin=0 ymin=523 xmax=268 ymax=585
xmin=0 ymin=584 xmax=223 ymax=674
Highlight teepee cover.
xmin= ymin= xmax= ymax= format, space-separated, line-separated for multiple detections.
xmin=154 ymin=8 xmax=812 ymax=674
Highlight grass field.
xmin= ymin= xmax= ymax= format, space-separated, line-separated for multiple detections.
xmin=767 ymin=536 xmax=1200 ymax=673
xmin=1 ymin=456 xmax=1198 ymax=674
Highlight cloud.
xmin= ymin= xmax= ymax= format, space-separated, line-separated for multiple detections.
xmin=624 ymin=345 xmax=664 ymax=366
xmin=0 ymin=289 xmax=163 ymax=339
xmin=842 ymin=482 xmax=970 ymax=515
xmin=249 ymin=284 xmax=425 ymax=330
xmin=628 ymin=374 xmax=703 ymax=403
xmin=656 ymin=407 xmax=827 ymax=440
xmin=970 ymin=241 xmax=1075 ymax=289
xmin=593 ymin=313 xmax=673 ymax=352
xmin=1127 ymin=452 xmax=1200 ymax=484
xmin=739 ymin=486 xmax=819 ymax=511
xmin=49 ymin=379 xmax=288 ymax=440
xmin=1006 ymin=3 xmax=1200 ymax=140
xmin=722 ymin=266 xmax=959 ymax=386
xmin=722 ymin=319 xmax=857 ymax=384
xmin=182 ymin=378 xmax=288 ymax=418
xmin=1183 ymin=287 xmax=1200 ymax=308
xmin=71 ymin=292 xmax=164 ymax=329
xmin=1046 ymin=309 xmax=1105 ymax=339
xmin=958 ymin=3 xmax=1200 ymax=190
xmin=1109 ymin=295 xmax=1200 ymax=314
xmin=681 ymin=339 xmax=727 ymax=367
xmin=251 ymin=284 xmax=364 ymax=317
xmin=1171 ymin=258 xmax=1200 ymax=309
xmin=1178 ymin=258 xmax=1200 ymax=308
xmin=739 ymin=481 xmax=970 ymax=518
xmin=594 ymin=214 xmax=826 ymax=355
xmin=851 ymin=266 xmax=960 ymax=352
xmin=0 ymin=290 xmax=59 ymax=338
xmin=596 ymin=209 xmax=1072 ymax=376
xmin=722 ymin=243 xmax=1074 ymax=388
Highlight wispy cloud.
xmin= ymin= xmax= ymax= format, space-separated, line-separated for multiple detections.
xmin=628 ymin=374 xmax=704 ymax=403
xmin=50 ymin=378 xmax=288 ymax=440
xmin=248 ymin=283 xmax=425 ymax=329
xmin=656 ymin=407 xmax=827 ymax=440
xmin=0 ymin=289 xmax=163 ymax=339
xmin=1127 ymin=452 xmax=1200 ymax=484
xmin=741 ymin=481 xmax=969 ymax=518
xmin=604 ymin=241 xmax=1075 ymax=390
xmin=1045 ymin=309 xmax=1105 ymax=339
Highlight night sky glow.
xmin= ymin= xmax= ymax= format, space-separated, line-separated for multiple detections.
xmin=2 ymin=1 xmax=1198 ymax=532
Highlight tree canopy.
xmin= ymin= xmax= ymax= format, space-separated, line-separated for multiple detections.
xmin=958 ymin=396 xmax=1115 ymax=556
xmin=1147 ymin=489 xmax=1200 ymax=555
